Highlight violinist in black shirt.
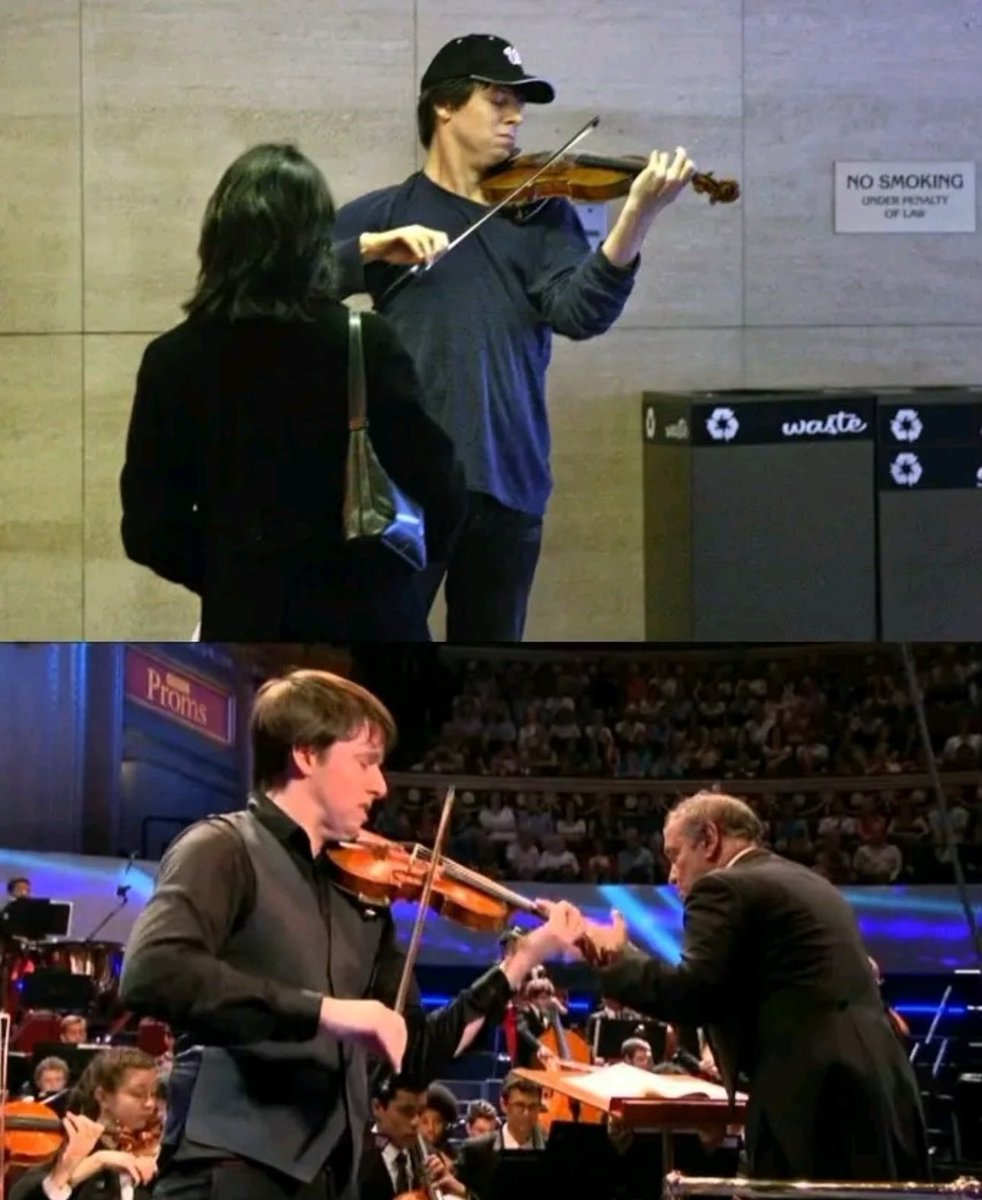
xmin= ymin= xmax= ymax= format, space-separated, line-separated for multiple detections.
xmin=119 ymin=668 xmax=582 ymax=1200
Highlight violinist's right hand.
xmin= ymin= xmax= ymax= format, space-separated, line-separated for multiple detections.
xmin=319 ymin=997 xmax=407 ymax=1072
xmin=89 ymin=1150 xmax=158 ymax=1187
xmin=360 ymin=226 xmax=449 ymax=267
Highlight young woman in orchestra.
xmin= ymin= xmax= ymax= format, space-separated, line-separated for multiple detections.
xmin=9 ymin=1047 xmax=160 ymax=1200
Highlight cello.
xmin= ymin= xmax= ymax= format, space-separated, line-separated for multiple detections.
xmin=533 ymin=980 xmax=604 ymax=1132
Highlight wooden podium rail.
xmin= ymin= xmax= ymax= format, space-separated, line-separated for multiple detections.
xmin=663 ymin=1173 xmax=981 ymax=1200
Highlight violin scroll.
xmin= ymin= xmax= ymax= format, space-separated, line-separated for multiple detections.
xmin=691 ymin=171 xmax=740 ymax=205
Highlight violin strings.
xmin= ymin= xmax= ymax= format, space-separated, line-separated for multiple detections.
xmin=412 ymin=843 xmax=536 ymax=911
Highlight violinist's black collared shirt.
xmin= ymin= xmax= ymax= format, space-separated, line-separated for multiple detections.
xmin=120 ymin=794 xmax=512 ymax=1168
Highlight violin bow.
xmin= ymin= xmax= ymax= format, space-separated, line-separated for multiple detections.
xmin=376 ymin=116 xmax=600 ymax=306
xmin=392 ymin=784 xmax=457 ymax=1016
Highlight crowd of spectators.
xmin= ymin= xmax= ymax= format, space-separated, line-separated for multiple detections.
xmin=368 ymin=645 xmax=982 ymax=886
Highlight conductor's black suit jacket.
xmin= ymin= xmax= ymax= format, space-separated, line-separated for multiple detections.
xmin=599 ymin=848 xmax=929 ymax=1181
xmin=120 ymin=305 xmax=466 ymax=641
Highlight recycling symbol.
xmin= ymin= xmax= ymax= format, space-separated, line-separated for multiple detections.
xmin=889 ymin=408 xmax=923 ymax=442
xmin=706 ymin=406 xmax=739 ymax=442
xmin=890 ymin=452 xmax=923 ymax=487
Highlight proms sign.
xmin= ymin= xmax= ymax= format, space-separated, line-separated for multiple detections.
xmin=124 ymin=647 xmax=234 ymax=745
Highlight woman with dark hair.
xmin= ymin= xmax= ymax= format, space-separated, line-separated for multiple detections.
xmin=120 ymin=142 xmax=466 ymax=641
xmin=9 ymin=1047 xmax=160 ymax=1200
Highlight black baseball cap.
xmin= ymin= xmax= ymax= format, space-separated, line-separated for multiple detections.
xmin=420 ymin=34 xmax=555 ymax=103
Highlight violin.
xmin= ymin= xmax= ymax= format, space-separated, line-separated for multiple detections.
xmin=482 ymin=150 xmax=740 ymax=207
xmin=0 ymin=1102 xmax=163 ymax=1167
xmin=326 ymin=828 xmax=600 ymax=964
xmin=378 ymin=115 xmax=738 ymax=304
xmin=1 ymin=1098 xmax=66 ymax=1166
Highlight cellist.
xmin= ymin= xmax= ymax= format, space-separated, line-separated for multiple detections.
xmin=513 ymin=977 xmax=563 ymax=1069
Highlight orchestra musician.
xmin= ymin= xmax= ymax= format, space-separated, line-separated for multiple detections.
xmin=117 ymin=668 xmax=582 ymax=1200
xmin=334 ymin=33 xmax=696 ymax=642
xmin=418 ymin=1081 xmax=460 ymax=1163
xmin=24 ymin=1056 xmax=70 ymax=1102
xmin=513 ymin=976 xmax=563 ymax=1069
xmin=4 ymin=877 xmax=31 ymax=903
xmin=620 ymin=1036 xmax=654 ymax=1070
xmin=359 ymin=1072 xmax=470 ymax=1200
xmin=8 ymin=1047 xmax=161 ymax=1200
xmin=463 ymin=1100 xmax=499 ymax=1139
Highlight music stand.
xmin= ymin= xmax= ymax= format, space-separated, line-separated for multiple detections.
xmin=487 ymin=1149 xmax=549 ymax=1200
xmin=31 ymin=1042 xmax=102 ymax=1084
xmin=1 ymin=898 xmax=72 ymax=940
xmin=19 ymin=969 xmax=96 ymax=1012
xmin=4 ymin=1050 xmax=31 ymax=1097
xmin=591 ymin=1016 xmax=668 ymax=1062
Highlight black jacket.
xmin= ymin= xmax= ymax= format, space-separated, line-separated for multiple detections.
xmin=356 ymin=1141 xmax=411 ymax=1200
xmin=513 ymin=1004 xmax=552 ymax=1068
xmin=120 ymin=306 xmax=467 ymax=640
xmin=599 ymin=848 xmax=929 ymax=1181
xmin=9 ymin=1164 xmax=152 ymax=1200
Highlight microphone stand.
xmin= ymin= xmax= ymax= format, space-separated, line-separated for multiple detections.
xmin=83 ymin=887 xmax=131 ymax=944
xmin=83 ymin=855 xmax=138 ymax=944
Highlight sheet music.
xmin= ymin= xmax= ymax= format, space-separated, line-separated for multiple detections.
xmin=570 ymin=1062 xmax=734 ymax=1103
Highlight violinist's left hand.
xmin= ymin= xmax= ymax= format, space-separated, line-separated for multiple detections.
xmin=582 ymin=909 xmax=629 ymax=961
xmin=626 ymin=146 xmax=697 ymax=214
xmin=528 ymin=899 xmax=587 ymax=959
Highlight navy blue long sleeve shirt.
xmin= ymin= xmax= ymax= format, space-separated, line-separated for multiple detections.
xmin=335 ymin=172 xmax=638 ymax=516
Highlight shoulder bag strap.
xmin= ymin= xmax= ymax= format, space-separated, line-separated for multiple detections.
xmin=347 ymin=309 xmax=367 ymax=431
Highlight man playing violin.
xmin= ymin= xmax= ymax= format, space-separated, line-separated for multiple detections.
xmin=118 ymin=668 xmax=582 ymax=1200
xmin=335 ymin=34 xmax=695 ymax=642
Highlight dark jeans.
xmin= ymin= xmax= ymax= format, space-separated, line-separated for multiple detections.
xmin=152 ymin=1160 xmax=338 ymax=1200
xmin=419 ymin=492 xmax=544 ymax=642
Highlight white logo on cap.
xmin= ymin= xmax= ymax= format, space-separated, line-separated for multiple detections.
xmin=503 ymin=45 xmax=522 ymax=66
